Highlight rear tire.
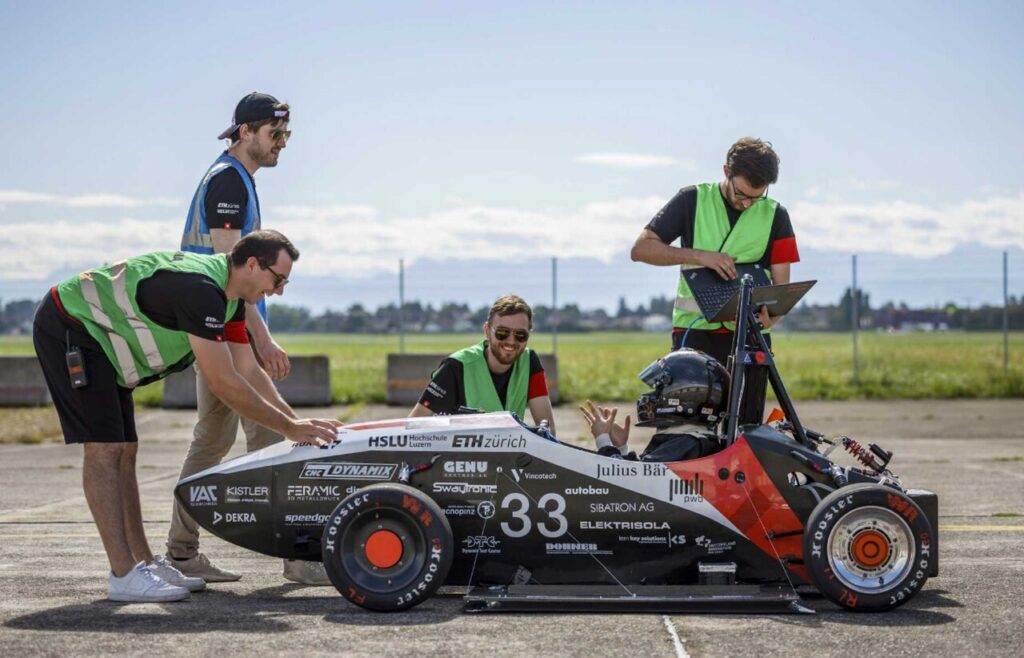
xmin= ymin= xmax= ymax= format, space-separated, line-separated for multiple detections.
xmin=803 ymin=484 xmax=934 ymax=612
xmin=321 ymin=483 xmax=454 ymax=612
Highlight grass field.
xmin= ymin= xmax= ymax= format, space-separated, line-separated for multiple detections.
xmin=3 ymin=331 xmax=1021 ymax=408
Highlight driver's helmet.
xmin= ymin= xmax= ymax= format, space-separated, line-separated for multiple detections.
xmin=635 ymin=348 xmax=730 ymax=428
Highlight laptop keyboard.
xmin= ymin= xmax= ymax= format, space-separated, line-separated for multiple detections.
xmin=693 ymin=283 xmax=740 ymax=317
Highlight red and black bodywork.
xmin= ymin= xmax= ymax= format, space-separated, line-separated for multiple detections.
xmin=175 ymin=277 xmax=938 ymax=614
xmin=175 ymin=411 xmax=938 ymax=613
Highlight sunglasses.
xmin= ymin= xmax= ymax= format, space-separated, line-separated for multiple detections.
xmin=493 ymin=326 xmax=530 ymax=343
xmin=271 ymin=128 xmax=292 ymax=143
xmin=261 ymin=263 xmax=289 ymax=288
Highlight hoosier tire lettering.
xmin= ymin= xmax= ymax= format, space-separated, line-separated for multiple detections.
xmin=321 ymin=483 xmax=454 ymax=612
xmin=803 ymin=484 xmax=934 ymax=612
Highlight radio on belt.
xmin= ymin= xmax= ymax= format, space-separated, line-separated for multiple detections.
xmin=66 ymin=345 xmax=88 ymax=388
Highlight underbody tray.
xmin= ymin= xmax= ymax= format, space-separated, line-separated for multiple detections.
xmin=463 ymin=584 xmax=813 ymax=614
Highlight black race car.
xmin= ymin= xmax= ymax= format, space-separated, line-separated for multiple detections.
xmin=175 ymin=279 xmax=937 ymax=614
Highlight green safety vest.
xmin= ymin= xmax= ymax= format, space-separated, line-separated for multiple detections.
xmin=56 ymin=252 xmax=239 ymax=388
xmin=673 ymin=182 xmax=777 ymax=332
xmin=449 ymin=341 xmax=530 ymax=417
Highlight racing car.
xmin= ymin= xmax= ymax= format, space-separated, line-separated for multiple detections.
xmin=175 ymin=278 xmax=938 ymax=614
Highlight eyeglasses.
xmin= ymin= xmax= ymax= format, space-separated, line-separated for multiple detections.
xmin=729 ymin=176 xmax=768 ymax=203
xmin=261 ymin=263 xmax=289 ymax=288
xmin=493 ymin=326 xmax=530 ymax=343
xmin=271 ymin=128 xmax=291 ymax=143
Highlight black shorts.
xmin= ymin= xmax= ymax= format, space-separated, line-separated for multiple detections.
xmin=32 ymin=290 xmax=138 ymax=444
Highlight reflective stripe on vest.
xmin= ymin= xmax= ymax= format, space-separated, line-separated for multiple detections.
xmin=180 ymin=153 xmax=266 ymax=322
xmin=56 ymin=252 xmax=235 ymax=388
xmin=673 ymin=182 xmax=776 ymax=331
xmin=181 ymin=154 xmax=261 ymax=254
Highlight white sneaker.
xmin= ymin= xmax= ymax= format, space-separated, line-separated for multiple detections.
xmin=283 ymin=559 xmax=331 ymax=586
xmin=108 ymin=562 xmax=190 ymax=602
xmin=148 ymin=555 xmax=206 ymax=592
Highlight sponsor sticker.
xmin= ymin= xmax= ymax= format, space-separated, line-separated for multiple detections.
xmin=580 ymin=520 xmax=670 ymax=531
xmin=564 ymin=485 xmax=609 ymax=496
xmin=443 ymin=460 xmax=489 ymax=477
xmin=285 ymin=513 xmax=330 ymax=526
xmin=545 ymin=542 xmax=612 ymax=556
xmin=461 ymin=535 xmax=502 ymax=555
xmin=452 ymin=434 xmax=526 ymax=449
xmin=212 ymin=511 xmax=256 ymax=525
xmin=287 ymin=484 xmax=345 ymax=502
xmin=669 ymin=474 xmax=705 ymax=503
xmin=694 ymin=535 xmax=736 ymax=555
xmin=432 ymin=482 xmax=498 ymax=495
xmin=189 ymin=485 xmax=217 ymax=506
xmin=300 ymin=462 xmax=397 ymax=481
xmin=589 ymin=501 xmax=655 ymax=514
xmin=225 ymin=485 xmax=269 ymax=504
xmin=509 ymin=469 xmax=556 ymax=482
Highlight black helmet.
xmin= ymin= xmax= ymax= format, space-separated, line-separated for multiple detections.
xmin=635 ymin=348 xmax=730 ymax=429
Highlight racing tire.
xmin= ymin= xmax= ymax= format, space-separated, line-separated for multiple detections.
xmin=321 ymin=483 xmax=454 ymax=612
xmin=803 ymin=484 xmax=935 ymax=612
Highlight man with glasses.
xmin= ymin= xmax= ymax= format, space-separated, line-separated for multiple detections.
xmin=409 ymin=294 xmax=556 ymax=434
xmin=172 ymin=93 xmax=323 ymax=584
xmin=630 ymin=137 xmax=800 ymax=426
xmin=31 ymin=231 xmax=342 ymax=602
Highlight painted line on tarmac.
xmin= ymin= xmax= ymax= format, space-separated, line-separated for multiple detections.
xmin=939 ymin=525 xmax=1024 ymax=531
xmin=662 ymin=615 xmax=689 ymax=658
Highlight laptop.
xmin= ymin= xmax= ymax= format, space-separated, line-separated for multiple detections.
xmin=683 ymin=263 xmax=816 ymax=324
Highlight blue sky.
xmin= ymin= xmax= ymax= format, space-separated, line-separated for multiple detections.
xmin=1 ymin=1 xmax=1022 ymax=312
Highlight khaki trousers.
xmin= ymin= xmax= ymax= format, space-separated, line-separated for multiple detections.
xmin=165 ymin=363 xmax=281 ymax=558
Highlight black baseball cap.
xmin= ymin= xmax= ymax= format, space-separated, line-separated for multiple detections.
xmin=217 ymin=92 xmax=289 ymax=140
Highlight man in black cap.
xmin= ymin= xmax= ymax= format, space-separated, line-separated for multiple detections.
xmin=171 ymin=92 xmax=325 ymax=585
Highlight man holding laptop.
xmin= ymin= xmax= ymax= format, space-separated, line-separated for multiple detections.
xmin=630 ymin=137 xmax=801 ymax=425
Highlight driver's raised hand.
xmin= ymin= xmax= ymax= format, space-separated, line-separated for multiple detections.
xmin=580 ymin=400 xmax=631 ymax=447
xmin=284 ymin=418 xmax=344 ymax=446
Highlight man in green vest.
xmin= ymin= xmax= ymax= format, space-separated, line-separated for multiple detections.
xmin=409 ymin=294 xmax=556 ymax=434
xmin=630 ymin=137 xmax=801 ymax=426
xmin=31 ymin=230 xmax=342 ymax=603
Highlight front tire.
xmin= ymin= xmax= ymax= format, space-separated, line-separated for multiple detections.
xmin=803 ymin=484 xmax=935 ymax=612
xmin=321 ymin=483 xmax=454 ymax=612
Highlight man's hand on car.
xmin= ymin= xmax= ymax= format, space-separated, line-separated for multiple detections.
xmin=284 ymin=418 xmax=344 ymax=446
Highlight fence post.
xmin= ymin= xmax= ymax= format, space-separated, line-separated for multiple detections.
xmin=399 ymin=258 xmax=405 ymax=354
xmin=852 ymin=253 xmax=859 ymax=385
xmin=1005 ymin=250 xmax=1009 ymax=375
xmin=551 ymin=257 xmax=559 ymax=356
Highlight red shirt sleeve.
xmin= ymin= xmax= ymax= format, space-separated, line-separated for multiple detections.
xmin=770 ymin=236 xmax=800 ymax=264
xmin=527 ymin=370 xmax=549 ymax=400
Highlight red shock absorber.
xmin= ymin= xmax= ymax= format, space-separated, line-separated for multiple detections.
xmin=841 ymin=436 xmax=884 ymax=471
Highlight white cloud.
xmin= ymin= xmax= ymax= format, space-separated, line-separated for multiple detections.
xmin=575 ymin=153 xmax=683 ymax=169
xmin=0 ymin=189 xmax=179 ymax=208
xmin=2 ymin=192 xmax=1021 ymax=282
xmin=792 ymin=193 xmax=1024 ymax=257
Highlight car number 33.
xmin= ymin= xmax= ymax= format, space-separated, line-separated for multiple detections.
xmin=500 ymin=493 xmax=568 ymax=538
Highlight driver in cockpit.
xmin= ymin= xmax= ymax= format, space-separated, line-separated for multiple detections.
xmin=580 ymin=349 xmax=729 ymax=462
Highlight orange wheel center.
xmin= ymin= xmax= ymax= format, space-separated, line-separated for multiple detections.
xmin=365 ymin=530 xmax=403 ymax=569
xmin=850 ymin=530 xmax=889 ymax=568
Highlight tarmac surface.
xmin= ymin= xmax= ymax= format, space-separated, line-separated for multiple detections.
xmin=1 ymin=399 xmax=1023 ymax=657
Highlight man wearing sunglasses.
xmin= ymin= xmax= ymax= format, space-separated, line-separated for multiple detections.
xmin=630 ymin=137 xmax=800 ymax=426
xmin=174 ymin=93 xmax=322 ymax=584
xmin=410 ymin=295 xmax=556 ymax=434
xmin=31 ymin=230 xmax=343 ymax=602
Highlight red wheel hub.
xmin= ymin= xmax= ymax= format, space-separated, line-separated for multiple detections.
xmin=365 ymin=529 xmax=403 ymax=569
xmin=850 ymin=529 xmax=889 ymax=568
